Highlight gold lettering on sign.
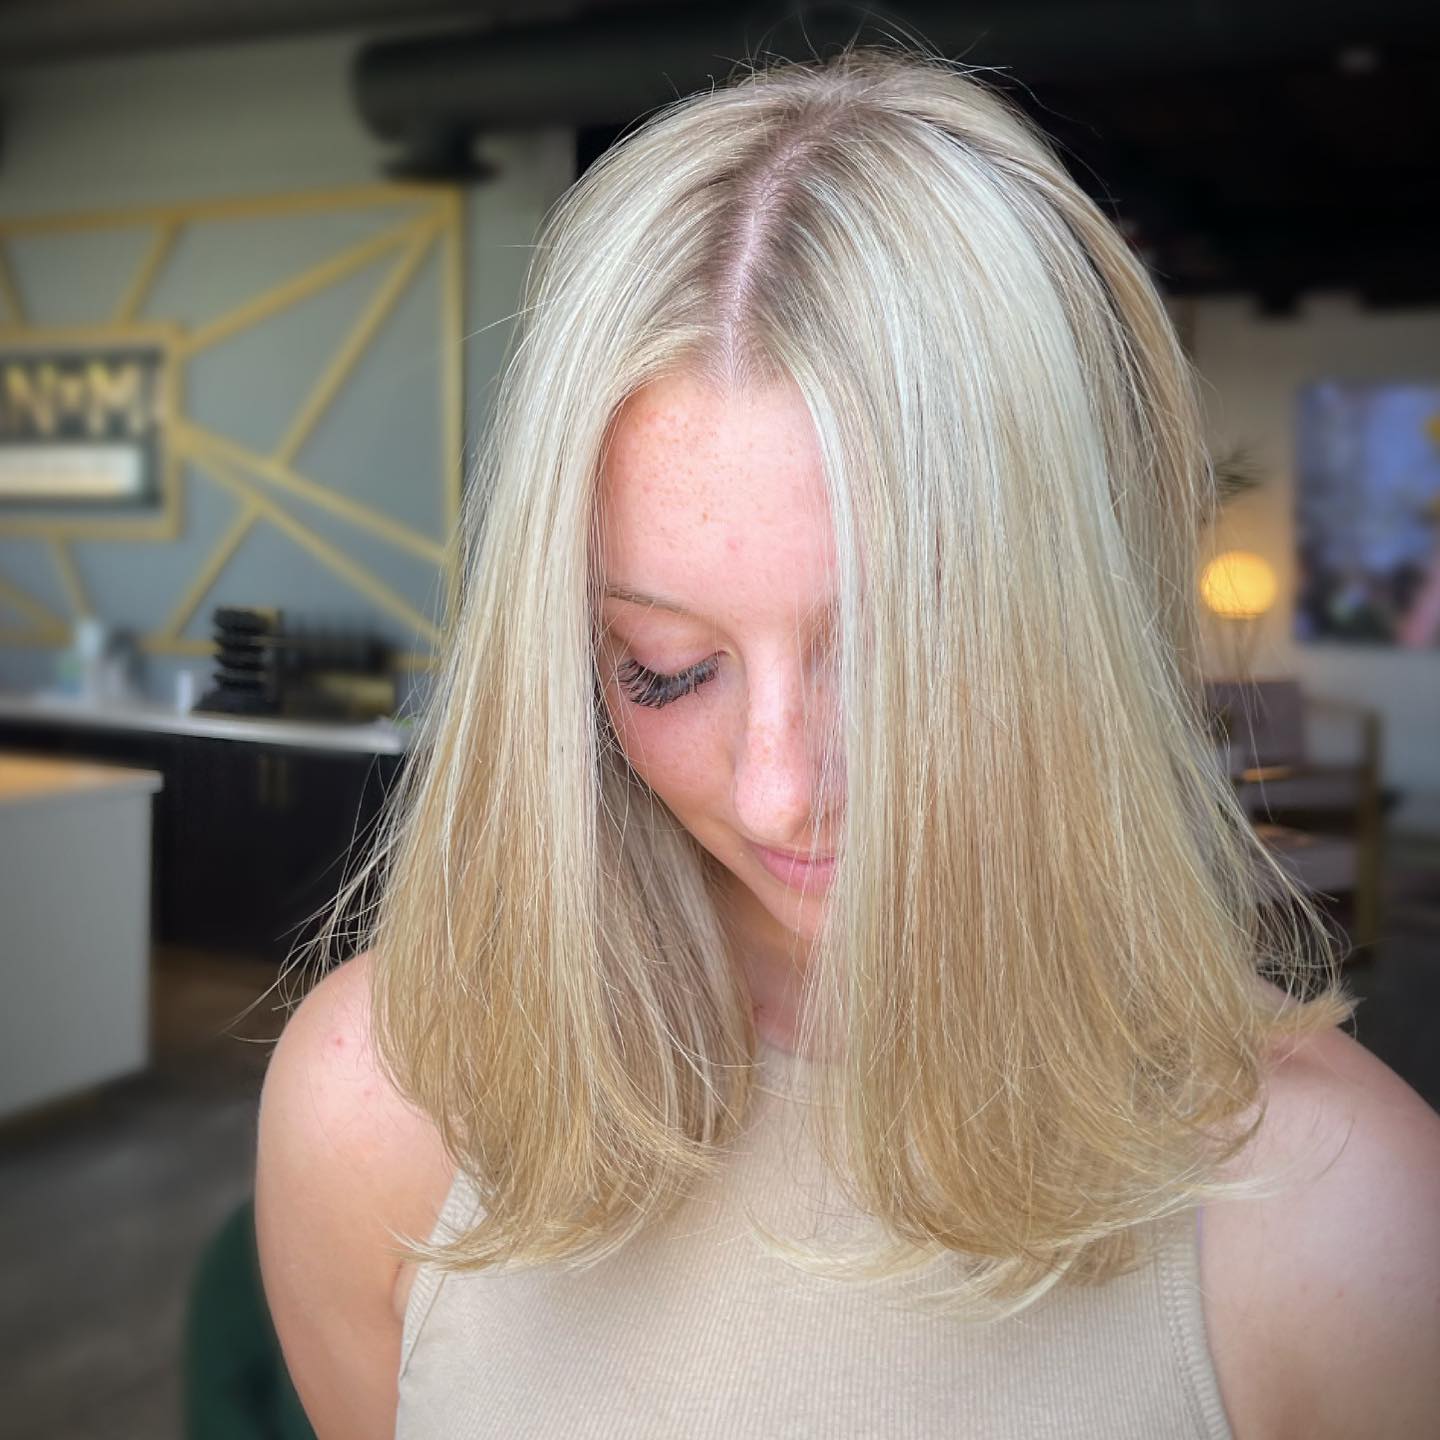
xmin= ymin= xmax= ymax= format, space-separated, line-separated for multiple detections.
xmin=4 ymin=363 xmax=55 ymax=434
xmin=56 ymin=367 xmax=88 ymax=425
xmin=85 ymin=362 xmax=146 ymax=436
xmin=1 ymin=357 xmax=151 ymax=438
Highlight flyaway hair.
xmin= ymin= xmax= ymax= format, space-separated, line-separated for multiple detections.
xmin=286 ymin=42 xmax=1356 ymax=1321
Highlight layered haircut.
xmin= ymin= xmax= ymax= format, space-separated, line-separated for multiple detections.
xmin=290 ymin=43 xmax=1356 ymax=1320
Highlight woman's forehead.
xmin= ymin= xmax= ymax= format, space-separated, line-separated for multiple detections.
xmin=596 ymin=374 xmax=837 ymax=625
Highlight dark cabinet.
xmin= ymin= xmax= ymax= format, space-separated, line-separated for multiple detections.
xmin=0 ymin=719 xmax=404 ymax=963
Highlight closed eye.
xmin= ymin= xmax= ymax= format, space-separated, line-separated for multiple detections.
xmin=616 ymin=654 xmax=719 ymax=710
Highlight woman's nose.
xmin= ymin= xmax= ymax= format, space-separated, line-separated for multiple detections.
xmin=731 ymin=655 xmax=841 ymax=847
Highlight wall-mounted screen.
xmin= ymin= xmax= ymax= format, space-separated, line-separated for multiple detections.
xmin=1296 ymin=381 xmax=1440 ymax=649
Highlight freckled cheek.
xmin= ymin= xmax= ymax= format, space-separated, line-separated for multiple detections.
xmin=604 ymin=695 xmax=729 ymax=813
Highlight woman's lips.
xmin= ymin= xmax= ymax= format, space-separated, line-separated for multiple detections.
xmin=750 ymin=842 xmax=837 ymax=894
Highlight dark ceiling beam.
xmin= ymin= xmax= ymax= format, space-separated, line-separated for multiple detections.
xmin=351 ymin=0 xmax=1440 ymax=143
xmin=6 ymin=0 xmax=1439 ymax=306
xmin=0 ymin=0 xmax=537 ymax=66
xmin=5 ymin=0 xmax=1440 ymax=74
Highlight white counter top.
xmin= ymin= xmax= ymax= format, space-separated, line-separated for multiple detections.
xmin=0 ymin=749 xmax=160 ymax=1121
xmin=0 ymin=752 xmax=164 ymax=809
xmin=0 ymin=688 xmax=411 ymax=755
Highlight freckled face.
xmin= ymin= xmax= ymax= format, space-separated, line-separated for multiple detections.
xmin=595 ymin=372 xmax=845 ymax=949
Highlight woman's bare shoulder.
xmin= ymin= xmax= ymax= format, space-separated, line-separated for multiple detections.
xmin=254 ymin=950 xmax=455 ymax=1434
xmin=1198 ymin=1014 xmax=1440 ymax=1440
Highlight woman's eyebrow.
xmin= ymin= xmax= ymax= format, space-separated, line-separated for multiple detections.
xmin=602 ymin=583 xmax=697 ymax=618
xmin=601 ymin=583 xmax=839 ymax=630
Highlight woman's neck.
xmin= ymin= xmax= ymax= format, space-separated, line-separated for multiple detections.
xmin=715 ymin=871 xmax=816 ymax=1057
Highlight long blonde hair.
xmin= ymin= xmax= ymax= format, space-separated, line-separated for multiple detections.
xmin=289 ymin=42 xmax=1355 ymax=1321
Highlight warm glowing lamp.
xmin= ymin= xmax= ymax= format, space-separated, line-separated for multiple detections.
xmin=1200 ymin=550 xmax=1277 ymax=677
xmin=1200 ymin=550 xmax=1278 ymax=619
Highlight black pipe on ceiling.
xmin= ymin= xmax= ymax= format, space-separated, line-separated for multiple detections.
xmin=351 ymin=0 xmax=1440 ymax=165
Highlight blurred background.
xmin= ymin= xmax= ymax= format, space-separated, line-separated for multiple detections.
xmin=1 ymin=1 xmax=1436 ymax=1435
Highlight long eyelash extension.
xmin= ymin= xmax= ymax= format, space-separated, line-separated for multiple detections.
xmin=615 ymin=655 xmax=718 ymax=710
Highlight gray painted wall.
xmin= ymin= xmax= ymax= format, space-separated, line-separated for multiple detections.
xmin=0 ymin=30 xmax=576 ymax=714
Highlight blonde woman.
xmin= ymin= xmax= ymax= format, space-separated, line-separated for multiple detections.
xmin=254 ymin=45 xmax=1440 ymax=1440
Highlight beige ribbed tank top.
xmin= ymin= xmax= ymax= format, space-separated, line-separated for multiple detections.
xmin=397 ymin=1038 xmax=1235 ymax=1439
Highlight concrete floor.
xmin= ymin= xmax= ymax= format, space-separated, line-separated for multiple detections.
xmin=0 ymin=947 xmax=285 ymax=1440
xmin=2 ymin=841 xmax=1437 ymax=1440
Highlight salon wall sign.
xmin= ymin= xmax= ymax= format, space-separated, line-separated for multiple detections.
xmin=0 ymin=337 xmax=172 ymax=506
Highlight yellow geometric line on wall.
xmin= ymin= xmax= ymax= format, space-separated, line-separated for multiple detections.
xmin=276 ymin=216 xmax=442 ymax=467
xmin=112 ymin=221 xmax=179 ymax=327
xmin=174 ymin=214 xmax=428 ymax=360
xmin=0 ymin=571 xmax=67 ymax=635
xmin=0 ymin=181 xmax=464 ymax=673
xmin=175 ymin=422 xmax=447 ymax=567
xmin=438 ymin=190 xmax=463 ymax=552
xmin=180 ymin=453 xmax=442 ymax=649
xmin=47 ymin=537 xmax=91 ymax=618
xmin=0 ymin=182 xmax=452 ymax=237
xmin=150 ymin=491 xmax=259 ymax=647
xmin=0 ymin=243 xmax=25 ymax=326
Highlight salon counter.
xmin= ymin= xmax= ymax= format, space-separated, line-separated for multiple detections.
xmin=0 ymin=752 xmax=163 ymax=1123
xmin=0 ymin=698 xmax=405 ymax=962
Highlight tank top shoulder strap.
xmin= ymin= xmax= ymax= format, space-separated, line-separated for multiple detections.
xmin=1153 ymin=1207 xmax=1234 ymax=1440
xmin=399 ymin=1167 xmax=483 ymax=1380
